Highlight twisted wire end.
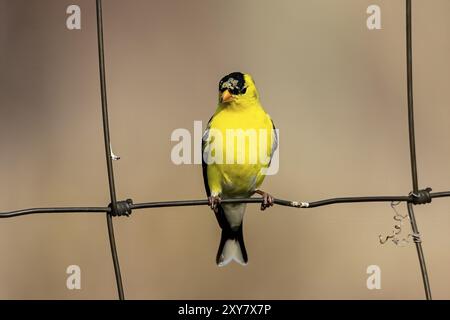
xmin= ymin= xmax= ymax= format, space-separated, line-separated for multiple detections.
xmin=291 ymin=201 xmax=309 ymax=208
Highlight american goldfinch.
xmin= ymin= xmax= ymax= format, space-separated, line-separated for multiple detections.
xmin=202 ymin=72 xmax=278 ymax=266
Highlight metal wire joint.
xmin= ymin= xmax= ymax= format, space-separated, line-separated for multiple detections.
xmin=109 ymin=199 xmax=133 ymax=217
xmin=410 ymin=187 xmax=432 ymax=205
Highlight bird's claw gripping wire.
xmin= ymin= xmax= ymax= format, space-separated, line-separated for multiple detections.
xmin=410 ymin=187 xmax=432 ymax=205
xmin=254 ymin=189 xmax=274 ymax=211
xmin=208 ymin=195 xmax=221 ymax=212
xmin=108 ymin=199 xmax=133 ymax=217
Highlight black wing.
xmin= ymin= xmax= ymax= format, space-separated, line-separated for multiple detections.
xmin=201 ymin=116 xmax=228 ymax=230
xmin=268 ymin=119 xmax=278 ymax=166
xmin=202 ymin=116 xmax=213 ymax=197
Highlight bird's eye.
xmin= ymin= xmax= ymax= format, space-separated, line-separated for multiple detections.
xmin=240 ymin=87 xmax=247 ymax=94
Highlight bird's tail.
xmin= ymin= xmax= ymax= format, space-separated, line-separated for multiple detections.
xmin=216 ymin=223 xmax=248 ymax=267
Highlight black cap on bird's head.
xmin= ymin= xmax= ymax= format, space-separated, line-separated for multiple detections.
xmin=218 ymin=72 xmax=257 ymax=104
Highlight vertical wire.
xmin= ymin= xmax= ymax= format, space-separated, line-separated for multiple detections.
xmin=405 ymin=0 xmax=432 ymax=300
xmin=406 ymin=0 xmax=418 ymax=193
xmin=95 ymin=0 xmax=125 ymax=300
xmin=407 ymin=203 xmax=432 ymax=300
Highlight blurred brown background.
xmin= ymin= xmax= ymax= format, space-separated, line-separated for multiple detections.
xmin=1 ymin=0 xmax=450 ymax=299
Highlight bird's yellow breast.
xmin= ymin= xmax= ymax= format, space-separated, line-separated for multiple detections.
xmin=206 ymin=102 xmax=274 ymax=197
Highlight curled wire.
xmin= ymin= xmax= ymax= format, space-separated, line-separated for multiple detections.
xmin=379 ymin=201 xmax=415 ymax=246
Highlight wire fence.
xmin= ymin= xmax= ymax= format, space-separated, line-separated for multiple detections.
xmin=0 ymin=0 xmax=445 ymax=300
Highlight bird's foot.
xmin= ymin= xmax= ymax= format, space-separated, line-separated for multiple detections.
xmin=208 ymin=195 xmax=222 ymax=211
xmin=254 ymin=189 xmax=274 ymax=211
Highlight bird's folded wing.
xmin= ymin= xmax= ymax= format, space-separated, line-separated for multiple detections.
xmin=201 ymin=116 xmax=214 ymax=197
xmin=269 ymin=118 xmax=278 ymax=164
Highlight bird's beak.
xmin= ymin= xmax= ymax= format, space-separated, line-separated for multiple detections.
xmin=220 ymin=90 xmax=234 ymax=103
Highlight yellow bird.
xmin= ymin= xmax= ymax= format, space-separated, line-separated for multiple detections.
xmin=202 ymin=72 xmax=278 ymax=266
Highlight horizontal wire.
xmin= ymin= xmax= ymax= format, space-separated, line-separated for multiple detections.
xmin=1 ymin=190 xmax=449 ymax=218
xmin=427 ymin=191 xmax=450 ymax=199
xmin=0 ymin=207 xmax=110 ymax=218
xmin=130 ymin=196 xmax=411 ymax=210
xmin=297 ymin=195 xmax=411 ymax=208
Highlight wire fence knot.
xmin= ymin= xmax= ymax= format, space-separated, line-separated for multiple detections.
xmin=411 ymin=232 xmax=422 ymax=243
xmin=109 ymin=199 xmax=133 ymax=217
xmin=410 ymin=187 xmax=432 ymax=205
